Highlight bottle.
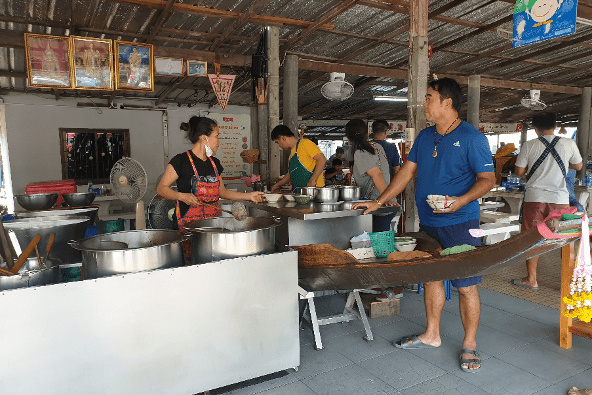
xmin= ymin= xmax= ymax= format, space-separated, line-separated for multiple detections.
xmin=88 ymin=181 xmax=93 ymax=192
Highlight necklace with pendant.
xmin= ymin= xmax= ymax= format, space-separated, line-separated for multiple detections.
xmin=433 ymin=118 xmax=459 ymax=158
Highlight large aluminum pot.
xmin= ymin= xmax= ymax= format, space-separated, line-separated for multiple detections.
xmin=4 ymin=216 xmax=91 ymax=266
xmin=0 ymin=258 xmax=60 ymax=291
xmin=339 ymin=186 xmax=361 ymax=201
xmin=15 ymin=206 xmax=99 ymax=225
xmin=314 ymin=187 xmax=340 ymax=203
xmin=295 ymin=186 xmax=317 ymax=198
xmin=68 ymin=229 xmax=186 ymax=279
xmin=182 ymin=216 xmax=281 ymax=264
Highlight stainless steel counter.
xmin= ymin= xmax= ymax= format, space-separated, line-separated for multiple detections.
xmin=235 ymin=200 xmax=400 ymax=250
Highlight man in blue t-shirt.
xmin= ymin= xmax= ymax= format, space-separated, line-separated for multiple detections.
xmin=372 ymin=119 xmax=401 ymax=179
xmin=353 ymin=78 xmax=495 ymax=374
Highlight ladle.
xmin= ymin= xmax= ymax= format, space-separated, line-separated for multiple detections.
xmin=198 ymin=201 xmax=248 ymax=221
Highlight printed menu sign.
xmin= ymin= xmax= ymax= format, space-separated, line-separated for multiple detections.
xmin=208 ymin=113 xmax=252 ymax=178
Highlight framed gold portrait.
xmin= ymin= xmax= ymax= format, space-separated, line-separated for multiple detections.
xmin=69 ymin=36 xmax=113 ymax=90
xmin=114 ymin=41 xmax=154 ymax=91
xmin=24 ymin=33 xmax=73 ymax=89
xmin=187 ymin=60 xmax=207 ymax=77
xmin=154 ymin=56 xmax=184 ymax=77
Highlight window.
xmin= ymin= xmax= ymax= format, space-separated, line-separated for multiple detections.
xmin=60 ymin=128 xmax=130 ymax=184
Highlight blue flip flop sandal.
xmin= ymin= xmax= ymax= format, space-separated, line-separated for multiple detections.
xmin=460 ymin=348 xmax=481 ymax=373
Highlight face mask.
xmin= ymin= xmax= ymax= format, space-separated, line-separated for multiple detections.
xmin=205 ymin=137 xmax=214 ymax=157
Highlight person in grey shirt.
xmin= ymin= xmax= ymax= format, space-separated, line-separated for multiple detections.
xmin=514 ymin=112 xmax=582 ymax=289
xmin=345 ymin=119 xmax=396 ymax=232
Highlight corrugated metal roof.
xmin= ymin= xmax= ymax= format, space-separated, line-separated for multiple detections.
xmin=1 ymin=0 xmax=591 ymax=131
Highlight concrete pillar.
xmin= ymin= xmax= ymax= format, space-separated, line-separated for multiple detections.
xmin=578 ymin=87 xmax=592 ymax=180
xmin=405 ymin=0 xmax=428 ymax=233
xmin=267 ymin=26 xmax=281 ymax=183
xmin=467 ymin=75 xmax=480 ymax=129
xmin=258 ymin=104 xmax=269 ymax=182
xmin=283 ymin=54 xmax=299 ymax=177
xmin=250 ymin=105 xmax=260 ymax=175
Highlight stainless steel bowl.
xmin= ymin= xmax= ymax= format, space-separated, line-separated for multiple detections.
xmin=339 ymin=186 xmax=361 ymax=201
xmin=62 ymin=192 xmax=97 ymax=207
xmin=314 ymin=187 xmax=340 ymax=203
xmin=295 ymin=186 xmax=317 ymax=198
xmin=15 ymin=193 xmax=59 ymax=211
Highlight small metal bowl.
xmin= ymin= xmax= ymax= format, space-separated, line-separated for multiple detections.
xmin=295 ymin=186 xmax=317 ymax=198
xmin=314 ymin=187 xmax=340 ymax=203
xmin=62 ymin=192 xmax=97 ymax=207
xmin=15 ymin=193 xmax=59 ymax=211
xmin=339 ymin=186 xmax=360 ymax=201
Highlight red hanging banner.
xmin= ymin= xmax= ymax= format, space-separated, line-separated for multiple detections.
xmin=208 ymin=74 xmax=235 ymax=112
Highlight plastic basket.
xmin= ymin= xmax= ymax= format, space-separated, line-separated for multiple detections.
xmin=369 ymin=230 xmax=396 ymax=257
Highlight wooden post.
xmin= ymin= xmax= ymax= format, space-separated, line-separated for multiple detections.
xmin=405 ymin=0 xmax=428 ymax=232
xmin=578 ymin=87 xmax=591 ymax=182
xmin=267 ymin=26 xmax=281 ymax=184
xmin=560 ymin=242 xmax=575 ymax=349
xmin=467 ymin=75 xmax=480 ymax=129
xmin=283 ymin=54 xmax=299 ymax=177
xmin=250 ymin=105 xmax=260 ymax=175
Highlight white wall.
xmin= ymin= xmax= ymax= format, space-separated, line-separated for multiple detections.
xmin=2 ymin=93 xmax=252 ymax=210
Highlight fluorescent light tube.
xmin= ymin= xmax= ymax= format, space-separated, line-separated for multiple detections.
xmin=373 ymin=96 xmax=408 ymax=101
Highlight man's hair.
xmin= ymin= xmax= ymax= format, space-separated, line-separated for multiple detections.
xmin=531 ymin=112 xmax=557 ymax=131
xmin=332 ymin=158 xmax=343 ymax=167
xmin=428 ymin=77 xmax=462 ymax=113
xmin=336 ymin=147 xmax=345 ymax=154
xmin=372 ymin=120 xmax=390 ymax=134
xmin=270 ymin=125 xmax=295 ymax=140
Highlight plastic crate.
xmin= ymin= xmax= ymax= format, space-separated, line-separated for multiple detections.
xmin=369 ymin=230 xmax=396 ymax=257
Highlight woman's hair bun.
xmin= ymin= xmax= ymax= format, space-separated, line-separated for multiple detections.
xmin=180 ymin=122 xmax=190 ymax=131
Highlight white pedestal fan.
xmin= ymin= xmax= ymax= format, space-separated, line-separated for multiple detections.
xmin=110 ymin=158 xmax=148 ymax=230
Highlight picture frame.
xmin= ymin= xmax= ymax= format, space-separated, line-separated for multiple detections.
xmin=187 ymin=60 xmax=207 ymax=77
xmin=24 ymin=33 xmax=72 ymax=89
xmin=154 ymin=56 xmax=184 ymax=77
xmin=114 ymin=40 xmax=153 ymax=91
xmin=69 ymin=36 xmax=113 ymax=90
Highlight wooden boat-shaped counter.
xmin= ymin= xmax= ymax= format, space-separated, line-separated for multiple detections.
xmin=297 ymin=218 xmax=580 ymax=291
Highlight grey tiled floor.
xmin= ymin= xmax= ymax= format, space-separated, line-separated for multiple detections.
xmin=209 ymin=287 xmax=592 ymax=395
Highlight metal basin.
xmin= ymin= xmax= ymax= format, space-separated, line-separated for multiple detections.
xmin=4 ymin=216 xmax=91 ymax=266
xmin=339 ymin=186 xmax=361 ymax=201
xmin=182 ymin=216 xmax=281 ymax=264
xmin=68 ymin=229 xmax=185 ymax=279
xmin=62 ymin=192 xmax=97 ymax=207
xmin=0 ymin=258 xmax=60 ymax=291
xmin=15 ymin=206 xmax=99 ymax=225
xmin=295 ymin=187 xmax=317 ymax=198
xmin=15 ymin=193 xmax=59 ymax=211
xmin=314 ymin=187 xmax=340 ymax=203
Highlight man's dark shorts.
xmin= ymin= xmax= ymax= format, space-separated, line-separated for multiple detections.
xmin=522 ymin=202 xmax=569 ymax=231
xmin=419 ymin=219 xmax=481 ymax=288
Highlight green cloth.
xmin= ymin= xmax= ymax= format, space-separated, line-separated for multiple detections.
xmin=440 ymin=244 xmax=476 ymax=256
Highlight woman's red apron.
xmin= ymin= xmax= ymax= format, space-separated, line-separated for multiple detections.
xmin=176 ymin=151 xmax=220 ymax=264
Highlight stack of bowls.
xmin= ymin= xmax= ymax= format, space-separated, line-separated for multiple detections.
xmin=395 ymin=237 xmax=417 ymax=252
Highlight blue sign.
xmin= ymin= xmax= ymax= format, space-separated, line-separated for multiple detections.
xmin=513 ymin=0 xmax=577 ymax=48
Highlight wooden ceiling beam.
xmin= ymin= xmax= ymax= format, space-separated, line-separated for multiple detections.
xmin=282 ymin=0 xmax=360 ymax=53
xmin=208 ymin=0 xmax=268 ymax=52
xmin=146 ymin=0 xmax=177 ymax=43
xmin=102 ymin=0 xmax=336 ymax=29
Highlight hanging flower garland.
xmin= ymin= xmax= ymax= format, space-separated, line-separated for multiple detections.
xmin=563 ymin=213 xmax=592 ymax=322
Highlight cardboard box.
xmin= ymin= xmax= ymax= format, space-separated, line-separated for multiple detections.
xmin=360 ymin=293 xmax=401 ymax=319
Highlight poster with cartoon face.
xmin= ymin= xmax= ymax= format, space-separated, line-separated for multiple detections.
xmin=513 ymin=0 xmax=577 ymax=47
